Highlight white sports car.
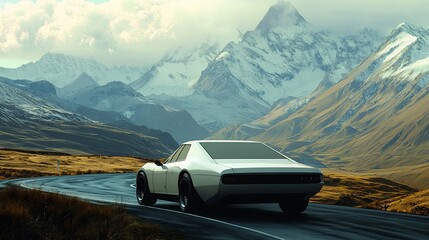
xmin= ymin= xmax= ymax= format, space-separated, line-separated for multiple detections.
xmin=136 ymin=140 xmax=323 ymax=214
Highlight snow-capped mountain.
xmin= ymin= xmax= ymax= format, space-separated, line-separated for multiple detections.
xmin=254 ymin=22 xmax=429 ymax=170
xmin=372 ymin=23 xmax=429 ymax=86
xmin=130 ymin=43 xmax=220 ymax=97
xmin=66 ymin=81 xmax=154 ymax=112
xmin=195 ymin=1 xmax=382 ymax=105
xmin=65 ymin=81 xmax=208 ymax=142
xmin=157 ymin=1 xmax=382 ymax=129
xmin=0 ymin=53 xmax=147 ymax=87
xmin=0 ymin=79 xmax=89 ymax=124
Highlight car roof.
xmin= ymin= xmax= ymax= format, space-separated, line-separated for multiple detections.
xmin=183 ymin=140 xmax=262 ymax=145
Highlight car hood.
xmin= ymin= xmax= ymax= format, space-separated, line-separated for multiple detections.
xmin=213 ymin=159 xmax=321 ymax=174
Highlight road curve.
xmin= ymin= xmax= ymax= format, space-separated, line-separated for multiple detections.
xmin=2 ymin=173 xmax=429 ymax=240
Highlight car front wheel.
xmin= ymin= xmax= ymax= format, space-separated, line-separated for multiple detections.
xmin=279 ymin=197 xmax=309 ymax=214
xmin=179 ymin=173 xmax=203 ymax=212
xmin=136 ymin=172 xmax=157 ymax=206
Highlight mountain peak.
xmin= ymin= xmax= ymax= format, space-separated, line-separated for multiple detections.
xmin=69 ymin=72 xmax=99 ymax=87
xmin=59 ymin=72 xmax=99 ymax=97
xmin=256 ymin=1 xmax=307 ymax=33
xmin=38 ymin=52 xmax=100 ymax=66
xmin=395 ymin=22 xmax=415 ymax=31
xmin=77 ymin=71 xmax=89 ymax=78
xmin=40 ymin=52 xmax=67 ymax=61
xmin=390 ymin=22 xmax=427 ymax=38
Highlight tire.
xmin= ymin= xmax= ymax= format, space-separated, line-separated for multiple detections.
xmin=279 ymin=197 xmax=309 ymax=215
xmin=179 ymin=173 xmax=203 ymax=212
xmin=136 ymin=172 xmax=157 ymax=206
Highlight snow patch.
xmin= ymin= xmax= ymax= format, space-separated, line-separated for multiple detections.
xmin=123 ymin=111 xmax=135 ymax=118
xmin=216 ymin=52 xmax=230 ymax=61
xmin=393 ymin=55 xmax=429 ymax=82
xmin=377 ymin=32 xmax=417 ymax=63
xmin=134 ymin=44 xmax=219 ymax=97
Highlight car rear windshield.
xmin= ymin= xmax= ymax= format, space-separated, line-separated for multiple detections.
xmin=200 ymin=142 xmax=286 ymax=159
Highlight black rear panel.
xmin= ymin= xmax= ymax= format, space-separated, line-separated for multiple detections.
xmin=221 ymin=173 xmax=322 ymax=185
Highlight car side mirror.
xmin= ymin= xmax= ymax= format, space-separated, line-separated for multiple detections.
xmin=155 ymin=160 xmax=163 ymax=166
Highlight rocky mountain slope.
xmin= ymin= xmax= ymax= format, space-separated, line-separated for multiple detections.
xmin=254 ymin=23 xmax=429 ymax=170
xmin=0 ymin=81 xmax=174 ymax=157
xmin=0 ymin=53 xmax=146 ymax=87
xmin=65 ymin=81 xmax=208 ymax=142
xmin=0 ymin=81 xmax=88 ymax=124
xmin=208 ymin=96 xmax=309 ymax=140
xmin=0 ymin=76 xmax=126 ymax=124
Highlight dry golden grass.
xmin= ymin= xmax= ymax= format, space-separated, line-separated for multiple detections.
xmin=311 ymin=169 xmax=429 ymax=216
xmin=0 ymin=187 xmax=183 ymax=240
xmin=383 ymin=189 xmax=429 ymax=215
xmin=0 ymin=148 xmax=151 ymax=179
xmin=313 ymin=169 xmax=416 ymax=205
xmin=364 ymin=163 xmax=429 ymax=190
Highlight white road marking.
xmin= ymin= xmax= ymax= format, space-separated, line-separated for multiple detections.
xmin=135 ymin=203 xmax=285 ymax=240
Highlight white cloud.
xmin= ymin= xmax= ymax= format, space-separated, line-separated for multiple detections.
xmin=0 ymin=0 xmax=274 ymax=67
xmin=0 ymin=0 xmax=428 ymax=67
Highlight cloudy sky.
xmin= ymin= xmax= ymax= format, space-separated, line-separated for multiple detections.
xmin=0 ymin=0 xmax=428 ymax=68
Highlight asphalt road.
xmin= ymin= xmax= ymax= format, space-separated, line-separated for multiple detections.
xmin=2 ymin=173 xmax=429 ymax=239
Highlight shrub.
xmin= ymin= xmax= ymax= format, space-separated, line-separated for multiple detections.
xmin=0 ymin=187 xmax=183 ymax=240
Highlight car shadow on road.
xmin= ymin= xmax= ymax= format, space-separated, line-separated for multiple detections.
xmin=153 ymin=202 xmax=323 ymax=225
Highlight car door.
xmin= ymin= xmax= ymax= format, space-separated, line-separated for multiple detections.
xmin=166 ymin=144 xmax=191 ymax=195
xmin=153 ymin=145 xmax=183 ymax=194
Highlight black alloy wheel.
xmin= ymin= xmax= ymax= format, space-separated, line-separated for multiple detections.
xmin=136 ymin=172 xmax=157 ymax=206
xmin=179 ymin=173 xmax=203 ymax=212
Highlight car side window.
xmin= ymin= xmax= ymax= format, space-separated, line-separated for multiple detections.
xmin=165 ymin=145 xmax=183 ymax=164
xmin=170 ymin=145 xmax=185 ymax=163
xmin=176 ymin=144 xmax=191 ymax=162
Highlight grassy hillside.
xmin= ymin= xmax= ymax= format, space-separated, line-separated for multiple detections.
xmin=0 ymin=120 xmax=174 ymax=159
xmin=312 ymin=169 xmax=429 ymax=215
xmin=382 ymin=189 xmax=429 ymax=215
xmin=0 ymin=148 xmax=149 ymax=180
xmin=256 ymin=81 xmax=429 ymax=170
xmin=313 ymin=169 xmax=415 ymax=206
xmin=366 ymin=163 xmax=429 ymax=190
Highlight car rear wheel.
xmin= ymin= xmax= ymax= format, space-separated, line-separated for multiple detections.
xmin=136 ymin=172 xmax=157 ymax=206
xmin=179 ymin=173 xmax=203 ymax=212
xmin=279 ymin=197 xmax=309 ymax=214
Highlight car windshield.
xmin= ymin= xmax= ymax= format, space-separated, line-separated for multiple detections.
xmin=200 ymin=142 xmax=286 ymax=159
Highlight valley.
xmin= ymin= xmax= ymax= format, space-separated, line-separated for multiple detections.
xmin=0 ymin=0 xmax=428 ymax=218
